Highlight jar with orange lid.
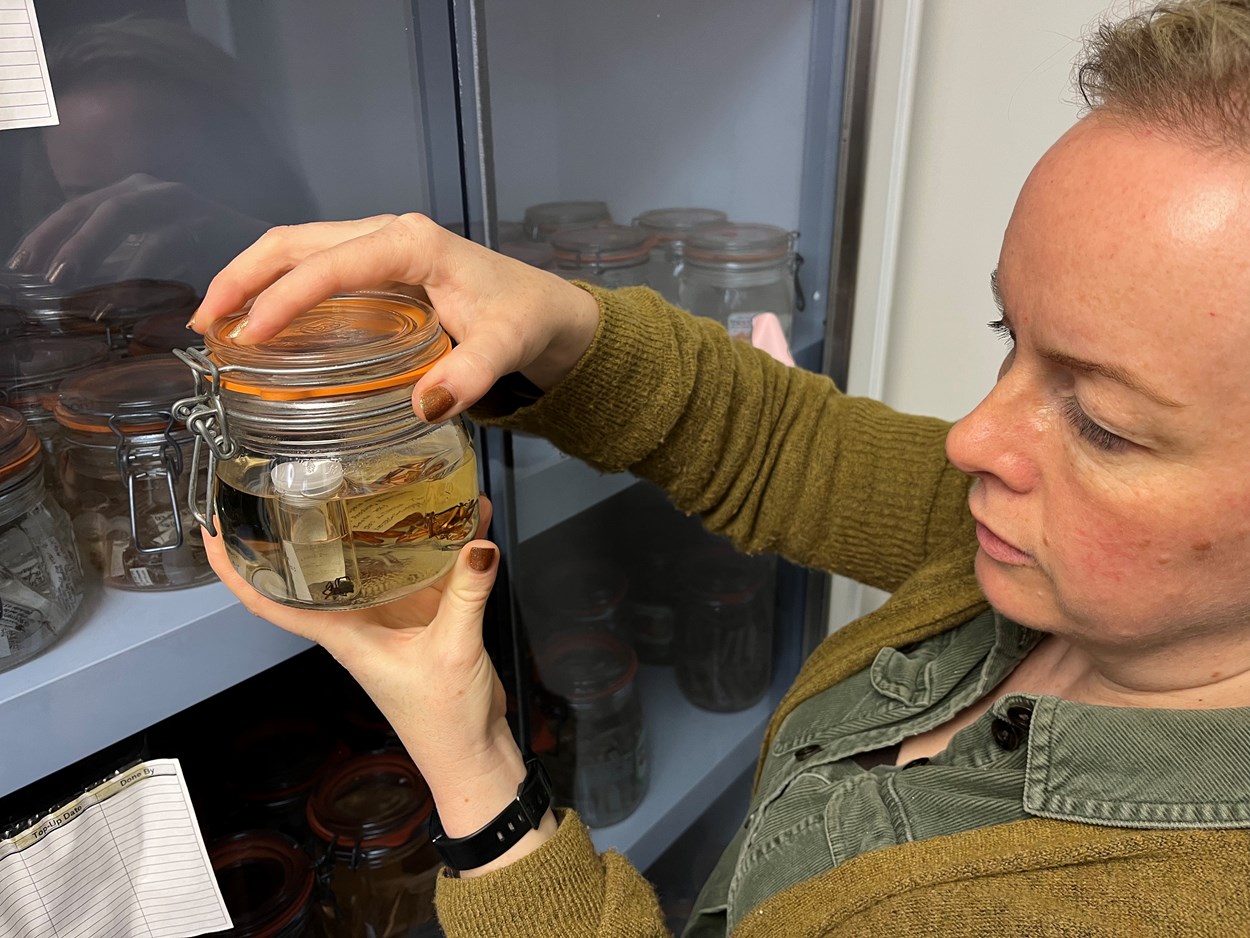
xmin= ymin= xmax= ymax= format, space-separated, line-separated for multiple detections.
xmin=173 ymin=292 xmax=478 ymax=610
xmin=549 ymin=224 xmax=655 ymax=289
xmin=306 ymin=751 xmax=442 ymax=937
xmin=207 ymin=830 xmax=324 ymax=938
xmin=677 ymin=222 xmax=798 ymax=339
xmin=0 ymin=406 xmax=84 ymax=674
xmin=52 ymin=354 xmax=213 ymax=591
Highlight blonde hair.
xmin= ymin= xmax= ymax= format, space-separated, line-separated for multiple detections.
xmin=1078 ymin=0 xmax=1250 ymax=149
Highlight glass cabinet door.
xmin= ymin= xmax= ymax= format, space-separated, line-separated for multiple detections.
xmin=464 ymin=0 xmax=855 ymax=927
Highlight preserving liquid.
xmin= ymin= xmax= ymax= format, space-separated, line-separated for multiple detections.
xmin=215 ymin=447 xmax=478 ymax=610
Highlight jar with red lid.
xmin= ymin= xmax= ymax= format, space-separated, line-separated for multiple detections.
xmin=306 ymin=751 xmax=442 ymax=937
xmin=632 ymin=208 xmax=729 ymax=303
xmin=536 ymin=630 xmax=648 ymax=828
xmin=675 ymin=548 xmax=777 ymax=712
xmin=0 ymin=335 xmax=112 ymax=482
xmin=60 ymin=278 xmax=199 ymax=355
xmin=677 ymin=222 xmax=798 ymax=339
xmin=207 ymin=831 xmax=323 ymax=938
xmin=174 ymin=292 xmax=479 ymax=610
xmin=549 ymin=224 xmax=655 ymax=290
xmin=522 ymin=200 xmax=612 ymax=242
xmin=0 ymin=406 xmax=84 ymax=673
xmin=52 ymin=354 xmax=213 ymax=590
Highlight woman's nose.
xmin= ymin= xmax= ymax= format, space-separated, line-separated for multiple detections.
xmin=945 ymin=372 xmax=1040 ymax=493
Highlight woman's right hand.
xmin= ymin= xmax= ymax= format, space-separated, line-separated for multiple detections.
xmin=189 ymin=214 xmax=602 ymax=422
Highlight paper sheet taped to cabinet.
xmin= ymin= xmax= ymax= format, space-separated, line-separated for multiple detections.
xmin=0 ymin=0 xmax=58 ymax=131
xmin=0 ymin=759 xmax=232 ymax=937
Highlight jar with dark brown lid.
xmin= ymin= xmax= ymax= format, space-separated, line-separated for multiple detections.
xmin=174 ymin=292 xmax=479 ymax=610
xmin=52 ymin=354 xmax=213 ymax=590
xmin=306 ymin=751 xmax=441 ymax=937
xmin=61 ymin=278 xmax=199 ymax=354
xmin=208 ymin=831 xmax=321 ymax=938
xmin=536 ymin=630 xmax=648 ymax=828
xmin=128 ymin=309 xmax=198 ymax=357
xmin=0 ymin=406 xmax=84 ymax=673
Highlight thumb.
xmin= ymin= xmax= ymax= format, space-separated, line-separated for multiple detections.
xmin=414 ymin=332 xmax=524 ymax=422
xmin=432 ymin=540 xmax=499 ymax=641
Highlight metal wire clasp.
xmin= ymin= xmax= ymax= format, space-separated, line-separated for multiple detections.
xmin=109 ymin=412 xmax=185 ymax=554
xmin=172 ymin=347 xmax=237 ymax=536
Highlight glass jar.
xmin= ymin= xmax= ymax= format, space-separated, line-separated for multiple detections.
xmin=521 ymin=557 xmax=629 ymax=648
xmin=61 ymin=278 xmax=200 ymax=355
xmin=536 ymin=630 xmax=648 ymax=828
xmin=208 ymin=831 xmax=322 ymax=938
xmin=52 ymin=355 xmax=213 ymax=591
xmin=498 ymin=240 xmax=554 ymax=270
xmin=174 ymin=292 xmax=479 ymax=611
xmin=550 ymin=225 xmax=655 ymax=289
xmin=632 ymin=208 xmax=729 ymax=303
xmin=0 ymin=306 xmax=23 ymax=338
xmin=678 ymin=223 xmax=798 ymax=339
xmin=522 ymin=200 xmax=612 ymax=242
xmin=0 ymin=335 xmax=113 ymax=481
xmin=0 ymin=407 xmax=84 ymax=674
xmin=128 ymin=309 xmax=197 ymax=356
xmin=675 ymin=549 xmax=776 ymax=712
xmin=306 ymin=751 xmax=442 ymax=938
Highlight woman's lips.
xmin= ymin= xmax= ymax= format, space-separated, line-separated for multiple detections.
xmin=975 ymin=521 xmax=1035 ymax=566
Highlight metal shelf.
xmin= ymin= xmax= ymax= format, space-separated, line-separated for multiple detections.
xmin=589 ymin=664 xmax=773 ymax=869
xmin=0 ymin=582 xmax=310 ymax=798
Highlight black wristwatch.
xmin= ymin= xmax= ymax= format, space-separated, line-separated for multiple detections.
xmin=428 ymin=755 xmax=553 ymax=872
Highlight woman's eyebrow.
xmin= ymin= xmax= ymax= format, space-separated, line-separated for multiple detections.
xmin=988 ymin=268 xmax=1185 ymax=408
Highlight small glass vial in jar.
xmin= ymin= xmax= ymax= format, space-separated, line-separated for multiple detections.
xmin=536 ymin=630 xmax=648 ymax=828
xmin=52 ymin=355 xmax=214 ymax=591
xmin=678 ymin=223 xmax=798 ymax=339
xmin=549 ymin=224 xmax=655 ymax=290
xmin=0 ymin=406 xmax=85 ymax=674
xmin=306 ymin=752 xmax=442 ymax=937
xmin=675 ymin=548 xmax=777 ymax=713
xmin=174 ymin=293 xmax=479 ymax=610
xmin=208 ymin=830 xmax=322 ymax=938
xmin=632 ymin=208 xmax=729 ymax=304
xmin=522 ymin=200 xmax=612 ymax=242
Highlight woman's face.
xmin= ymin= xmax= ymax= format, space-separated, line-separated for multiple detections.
xmin=945 ymin=115 xmax=1250 ymax=654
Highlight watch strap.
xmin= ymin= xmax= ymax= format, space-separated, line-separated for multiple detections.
xmin=428 ymin=755 xmax=553 ymax=872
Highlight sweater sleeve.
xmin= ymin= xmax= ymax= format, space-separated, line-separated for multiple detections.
xmin=434 ymin=810 xmax=671 ymax=938
xmin=470 ymin=285 xmax=973 ymax=592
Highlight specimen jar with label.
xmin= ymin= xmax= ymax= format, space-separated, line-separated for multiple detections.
xmin=174 ymin=292 xmax=479 ymax=610
xmin=52 ymin=354 xmax=213 ymax=591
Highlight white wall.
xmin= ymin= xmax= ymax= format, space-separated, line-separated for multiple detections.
xmin=874 ymin=0 xmax=1117 ymax=421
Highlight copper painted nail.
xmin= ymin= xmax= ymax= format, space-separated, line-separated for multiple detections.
xmin=468 ymin=546 xmax=495 ymax=572
xmin=47 ymin=261 xmax=68 ymax=284
xmin=420 ymin=385 xmax=455 ymax=422
xmin=226 ymin=316 xmax=249 ymax=340
xmin=6 ymin=250 xmax=29 ymax=271
xmin=184 ymin=318 xmax=197 ymax=331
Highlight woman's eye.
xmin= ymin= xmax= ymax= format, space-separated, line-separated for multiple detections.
xmin=987 ymin=318 xmax=1015 ymax=346
xmin=1061 ymin=398 xmax=1129 ymax=453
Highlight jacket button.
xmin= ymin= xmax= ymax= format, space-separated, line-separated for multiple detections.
xmin=902 ymin=756 xmax=930 ymax=769
xmin=1006 ymin=703 xmax=1034 ymax=728
xmin=991 ymin=718 xmax=1024 ymax=751
xmin=794 ymin=744 xmax=822 ymax=761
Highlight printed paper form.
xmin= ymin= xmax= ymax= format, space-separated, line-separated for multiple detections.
xmin=0 ymin=759 xmax=231 ymax=938
xmin=0 ymin=0 xmax=58 ymax=131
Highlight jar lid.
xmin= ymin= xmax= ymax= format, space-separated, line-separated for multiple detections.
xmin=53 ymin=354 xmax=195 ymax=435
xmin=684 ymin=548 xmax=770 ymax=606
xmin=550 ymin=225 xmax=652 ymax=269
xmin=0 ymin=406 xmax=39 ymax=485
xmin=129 ymin=310 xmax=195 ymax=354
xmin=0 ymin=335 xmax=111 ymax=391
xmin=633 ymin=208 xmax=729 ymax=241
xmin=208 ymin=831 xmax=314 ymax=938
xmin=499 ymin=240 xmax=554 ymax=269
xmin=60 ymin=278 xmax=199 ymax=325
xmin=538 ymin=630 xmax=637 ymax=703
xmin=306 ymin=751 xmax=434 ymax=851
xmin=0 ymin=271 xmax=61 ymax=306
xmin=230 ymin=718 xmax=347 ymax=801
xmin=683 ymin=223 xmax=794 ymax=263
xmin=523 ymin=200 xmax=612 ymax=239
xmin=204 ymin=292 xmax=450 ymax=401
xmin=543 ymin=558 xmax=628 ymax=618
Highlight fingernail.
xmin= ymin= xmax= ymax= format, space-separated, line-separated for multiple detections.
xmin=6 ymin=250 xmax=28 ymax=271
xmin=420 ymin=385 xmax=455 ymax=422
xmin=468 ymin=546 xmax=496 ymax=572
xmin=227 ymin=316 xmax=249 ymax=340
xmin=185 ymin=317 xmax=197 ymax=331
xmin=47 ymin=261 xmax=68 ymax=284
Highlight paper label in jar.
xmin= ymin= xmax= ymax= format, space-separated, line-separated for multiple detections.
xmin=726 ymin=312 xmax=759 ymax=341
xmin=345 ymin=489 xmax=420 ymax=535
xmin=108 ymin=537 xmax=128 ymax=581
xmin=0 ymin=594 xmax=43 ymax=646
xmin=129 ymin=566 xmax=156 ymax=589
xmin=281 ymin=539 xmax=346 ymax=602
xmin=0 ymin=527 xmax=49 ymax=594
xmin=148 ymin=511 xmax=180 ymax=548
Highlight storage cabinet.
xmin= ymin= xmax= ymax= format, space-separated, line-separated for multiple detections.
xmin=0 ymin=0 xmax=857 ymax=928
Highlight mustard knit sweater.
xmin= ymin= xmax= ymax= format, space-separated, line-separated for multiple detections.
xmin=439 ymin=286 xmax=1250 ymax=937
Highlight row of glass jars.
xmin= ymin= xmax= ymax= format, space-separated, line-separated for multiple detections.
xmin=454 ymin=202 xmax=800 ymax=337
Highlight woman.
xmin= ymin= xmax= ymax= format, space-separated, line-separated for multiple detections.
xmin=191 ymin=2 xmax=1250 ymax=934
